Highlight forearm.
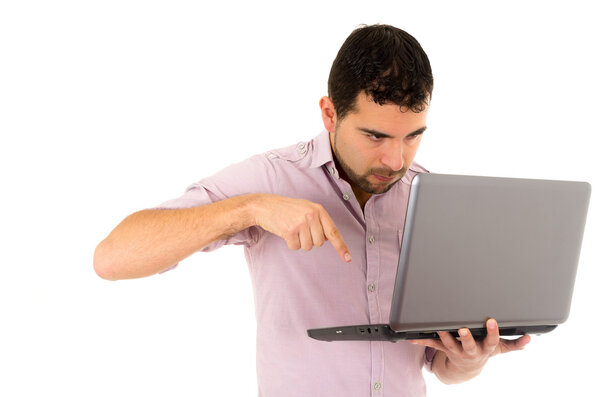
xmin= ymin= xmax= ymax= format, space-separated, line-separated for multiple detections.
xmin=432 ymin=350 xmax=483 ymax=385
xmin=94 ymin=193 xmax=260 ymax=280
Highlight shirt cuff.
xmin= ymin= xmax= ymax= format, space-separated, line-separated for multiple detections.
xmin=424 ymin=347 xmax=437 ymax=372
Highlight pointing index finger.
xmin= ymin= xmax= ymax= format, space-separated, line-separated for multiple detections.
xmin=319 ymin=210 xmax=352 ymax=263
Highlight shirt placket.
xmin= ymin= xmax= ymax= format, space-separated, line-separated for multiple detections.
xmin=326 ymin=164 xmax=385 ymax=394
xmin=365 ymin=197 xmax=384 ymax=396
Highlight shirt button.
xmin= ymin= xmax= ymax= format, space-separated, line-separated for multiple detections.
xmin=297 ymin=142 xmax=307 ymax=155
xmin=369 ymin=236 xmax=375 ymax=244
xmin=342 ymin=193 xmax=350 ymax=201
xmin=373 ymin=382 xmax=382 ymax=391
xmin=368 ymin=284 xmax=376 ymax=292
xmin=330 ymin=167 xmax=339 ymax=179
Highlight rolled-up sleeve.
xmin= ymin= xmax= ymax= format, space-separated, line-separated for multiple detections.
xmin=423 ymin=347 xmax=437 ymax=372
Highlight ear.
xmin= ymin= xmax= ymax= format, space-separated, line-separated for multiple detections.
xmin=319 ymin=96 xmax=337 ymax=133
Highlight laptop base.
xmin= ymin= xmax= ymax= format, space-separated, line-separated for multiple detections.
xmin=307 ymin=324 xmax=557 ymax=342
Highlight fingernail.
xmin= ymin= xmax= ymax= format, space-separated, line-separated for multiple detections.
xmin=488 ymin=319 xmax=497 ymax=330
xmin=459 ymin=328 xmax=468 ymax=337
xmin=344 ymin=253 xmax=352 ymax=262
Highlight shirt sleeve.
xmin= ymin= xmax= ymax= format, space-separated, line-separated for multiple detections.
xmin=423 ymin=346 xmax=437 ymax=372
xmin=151 ymin=152 xmax=279 ymax=271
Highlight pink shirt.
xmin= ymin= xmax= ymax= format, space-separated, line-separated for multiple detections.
xmin=157 ymin=130 xmax=436 ymax=396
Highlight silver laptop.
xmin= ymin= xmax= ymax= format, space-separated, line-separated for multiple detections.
xmin=308 ymin=173 xmax=591 ymax=341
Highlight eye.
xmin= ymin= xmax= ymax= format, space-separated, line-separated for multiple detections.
xmin=406 ymin=134 xmax=422 ymax=142
xmin=367 ymin=133 xmax=383 ymax=142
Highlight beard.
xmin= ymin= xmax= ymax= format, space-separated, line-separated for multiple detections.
xmin=333 ymin=134 xmax=407 ymax=195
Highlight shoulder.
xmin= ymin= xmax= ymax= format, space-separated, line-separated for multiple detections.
xmin=409 ymin=161 xmax=429 ymax=174
xmin=263 ymin=140 xmax=314 ymax=169
xmin=189 ymin=138 xmax=316 ymax=197
xmin=400 ymin=160 xmax=430 ymax=185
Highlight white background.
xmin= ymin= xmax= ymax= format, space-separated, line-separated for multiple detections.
xmin=1 ymin=1 xmax=598 ymax=396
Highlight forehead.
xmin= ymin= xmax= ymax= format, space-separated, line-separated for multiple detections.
xmin=345 ymin=92 xmax=428 ymax=135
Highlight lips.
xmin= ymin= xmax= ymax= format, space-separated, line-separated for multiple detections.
xmin=372 ymin=174 xmax=394 ymax=182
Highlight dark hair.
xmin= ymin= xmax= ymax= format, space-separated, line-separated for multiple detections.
xmin=328 ymin=24 xmax=433 ymax=120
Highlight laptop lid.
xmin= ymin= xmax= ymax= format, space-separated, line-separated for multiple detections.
xmin=389 ymin=173 xmax=591 ymax=333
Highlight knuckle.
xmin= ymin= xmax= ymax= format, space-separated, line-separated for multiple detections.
xmin=447 ymin=347 xmax=460 ymax=357
xmin=285 ymin=238 xmax=300 ymax=251
xmin=311 ymin=237 xmax=323 ymax=247
xmin=464 ymin=348 xmax=478 ymax=358
xmin=301 ymin=241 xmax=313 ymax=251
xmin=485 ymin=341 xmax=498 ymax=352
xmin=285 ymin=224 xmax=299 ymax=235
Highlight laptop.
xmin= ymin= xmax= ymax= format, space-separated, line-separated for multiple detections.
xmin=308 ymin=173 xmax=591 ymax=342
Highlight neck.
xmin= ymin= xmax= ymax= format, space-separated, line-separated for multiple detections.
xmin=352 ymin=184 xmax=371 ymax=210
xmin=333 ymin=156 xmax=372 ymax=210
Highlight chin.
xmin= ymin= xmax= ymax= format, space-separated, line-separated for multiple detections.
xmin=369 ymin=180 xmax=400 ymax=195
xmin=361 ymin=184 xmax=388 ymax=195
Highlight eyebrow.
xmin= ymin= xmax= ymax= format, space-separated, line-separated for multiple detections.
xmin=358 ymin=126 xmax=427 ymax=139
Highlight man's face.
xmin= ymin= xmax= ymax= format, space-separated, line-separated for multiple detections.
xmin=328 ymin=92 xmax=428 ymax=197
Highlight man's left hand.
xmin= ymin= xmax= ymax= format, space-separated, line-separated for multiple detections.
xmin=411 ymin=318 xmax=531 ymax=383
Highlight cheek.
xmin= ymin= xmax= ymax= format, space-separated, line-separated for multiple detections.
xmin=404 ymin=144 xmax=421 ymax=164
xmin=351 ymin=145 xmax=379 ymax=170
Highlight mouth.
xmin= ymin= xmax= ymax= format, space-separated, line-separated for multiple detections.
xmin=371 ymin=174 xmax=395 ymax=183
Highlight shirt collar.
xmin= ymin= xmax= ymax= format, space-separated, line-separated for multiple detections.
xmin=309 ymin=130 xmax=335 ymax=169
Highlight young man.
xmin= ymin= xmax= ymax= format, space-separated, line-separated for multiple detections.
xmin=94 ymin=24 xmax=529 ymax=396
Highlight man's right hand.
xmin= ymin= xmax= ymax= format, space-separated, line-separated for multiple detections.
xmin=94 ymin=193 xmax=353 ymax=281
xmin=251 ymin=194 xmax=352 ymax=263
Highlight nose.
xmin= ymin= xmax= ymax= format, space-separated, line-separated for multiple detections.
xmin=380 ymin=141 xmax=405 ymax=172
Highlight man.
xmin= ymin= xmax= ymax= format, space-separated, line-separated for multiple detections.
xmin=94 ymin=24 xmax=530 ymax=396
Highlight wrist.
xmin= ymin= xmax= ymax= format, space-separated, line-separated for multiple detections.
xmin=446 ymin=357 xmax=484 ymax=379
xmin=434 ymin=352 xmax=484 ymax=385
xmin=241 ymin=193 xmax=267 ymax=229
